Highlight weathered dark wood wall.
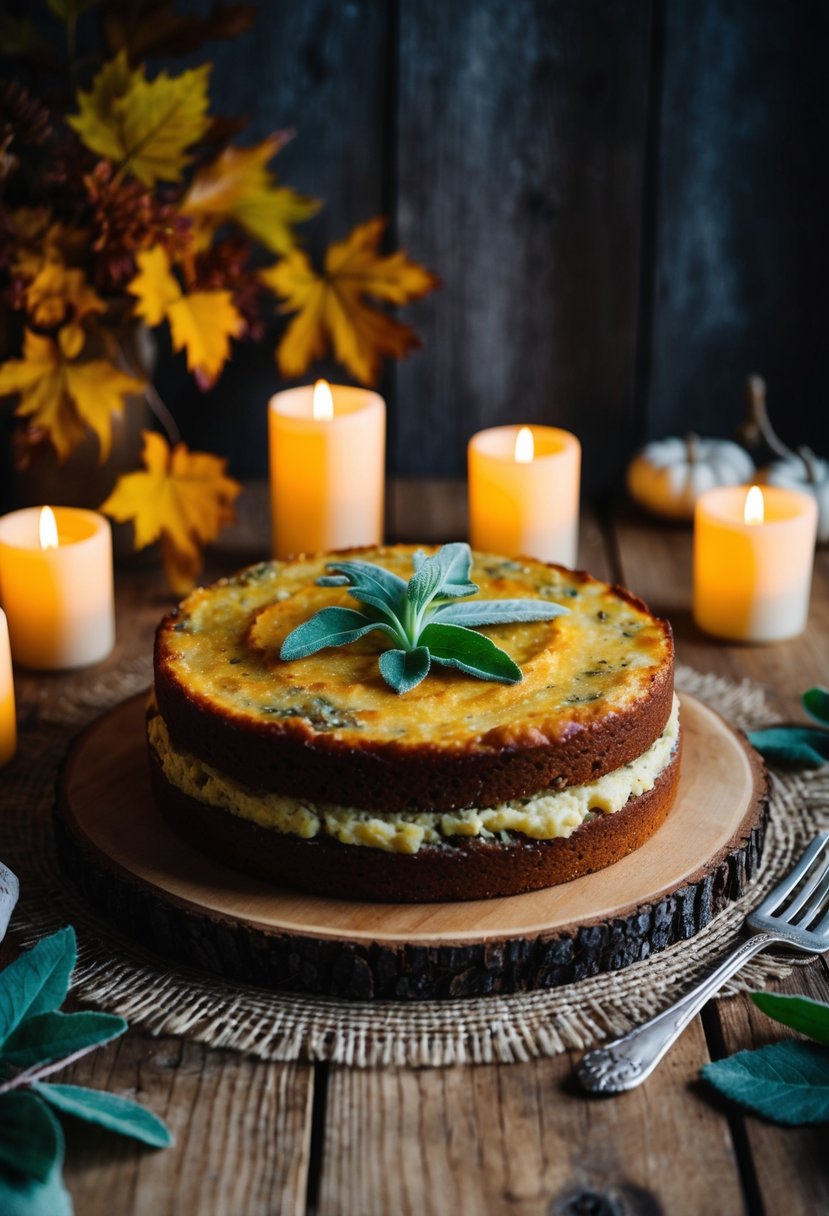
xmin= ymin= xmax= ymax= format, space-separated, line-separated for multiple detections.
xmin=9 ymin=0 xmax=829 ymax=494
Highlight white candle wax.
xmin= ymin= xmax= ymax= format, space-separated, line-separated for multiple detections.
xmin=0 ymin=507 xmax=115 ymax=670
xmin=468 ymin=425 xmax=581 ymax=567
xmin=0 ymin=608 xmax=15 ymax=767
xmin=269 ymin=381 xmax=386 ymax=559
xmin=693 ymin=484 xmax=817 ymax=642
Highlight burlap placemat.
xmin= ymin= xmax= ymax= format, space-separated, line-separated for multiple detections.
xmin=1 ymin=661 xmax=826 ymax=1068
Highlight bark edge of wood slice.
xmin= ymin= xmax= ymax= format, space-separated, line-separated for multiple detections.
xmin=54 ymin=692 xmax=768 ymax=1001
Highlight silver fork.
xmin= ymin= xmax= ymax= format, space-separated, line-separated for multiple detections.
xmin=577 ymin=831 xmax=829 ymax=1094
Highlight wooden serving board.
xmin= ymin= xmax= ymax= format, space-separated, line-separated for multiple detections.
xmin=55 ymin=692 xmax=767 ymax=1001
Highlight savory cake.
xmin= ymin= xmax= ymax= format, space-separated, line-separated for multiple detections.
xmin=149 ymin=545 xmax=679 ymax=902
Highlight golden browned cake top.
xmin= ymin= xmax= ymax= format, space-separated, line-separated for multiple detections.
xmin=155 ymin=545 xmax=672 ymax=754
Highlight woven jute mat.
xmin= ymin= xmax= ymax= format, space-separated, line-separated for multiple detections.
xmin=1 ymin=661 xmax=826 ymax=1068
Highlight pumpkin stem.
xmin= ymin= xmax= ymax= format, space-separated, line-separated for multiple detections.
xmin=797 ymin=445 xmax=820 ymax=485
xmin=684 ymin=433 xmax=700 ymax=464
xmin=743 ymin=375 xmax=811 ymax=477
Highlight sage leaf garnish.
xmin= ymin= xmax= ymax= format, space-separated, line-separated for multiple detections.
xmin=701 ymin=989 xmax=829 ymax=1126
xmin=702 ymin=1041 xmax=829 ymax=1126
xmin=803 ymin=686 xmax=829 ymax=726
xmin=279 ymin=543 xmax=570 ymax=694
xmin=0 ymin=927 xmax=171 ymax=1212
xmin=751 ymin=992 xmax=829 ymax=1044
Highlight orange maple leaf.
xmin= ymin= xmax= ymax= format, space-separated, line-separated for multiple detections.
xmin=181 ymin=132 xmax=320 ymax=254
xmin=100 ymin=431 xmax=240 ymax=594
xmin=0 ymin=331 xmax=144 ymax=461
xmin=127 ymin=246 xmax=242 ymax=386
xmin=261 ymin=218 xmax=439 ymax=386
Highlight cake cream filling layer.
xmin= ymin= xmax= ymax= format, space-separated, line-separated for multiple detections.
xmin=149 ymin=696 xmax=680 ymax=855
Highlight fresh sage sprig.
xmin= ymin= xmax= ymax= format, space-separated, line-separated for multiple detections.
xmin=702 ymin=991 xmax=829 ymax=1125
xmin=280 ymin=542 xmax=569 ymax=694
xmin=748 ymin=685 xmax=829 ymax=767
xmin=0 ymin=927 xmax=171 ymax=1216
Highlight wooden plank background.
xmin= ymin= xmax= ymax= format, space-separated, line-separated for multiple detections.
xmin=3 ymin=0 xmax=829 ymax=494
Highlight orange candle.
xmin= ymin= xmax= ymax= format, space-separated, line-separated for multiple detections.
xmin=693 ymin=484 xmax=817 ymax=642
xmin=468 ymin=425 xmax=581 ymax=566
xmin=269 ymin=380 xmax=385 ymax=559
xmin=0 ymin=608 xmax=15 ymax=768
xmin=0 ymin=506 xmax=115 ymax=669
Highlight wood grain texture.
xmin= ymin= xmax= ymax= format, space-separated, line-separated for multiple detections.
xmin=317 ymin=1022 xmax=745 ymax=1216
xmin=645 ymin=0 xmax=829 ymax=459
xmin=58 ymin=1036 xmax=313 ymax=1216
xmin=708 ymin=962 xmax=829 ymax=1216
xmin=394 ymin=0 xmax=653 ymax=491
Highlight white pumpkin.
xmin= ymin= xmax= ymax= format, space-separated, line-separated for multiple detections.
xmin=758 ymin=449 xmax=829 ymax=543
xmin=627 ymin=434 xmax=755 ymax=521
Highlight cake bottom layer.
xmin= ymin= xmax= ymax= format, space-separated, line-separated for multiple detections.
xmin=148 ymin=743 xmax=682 ymax=903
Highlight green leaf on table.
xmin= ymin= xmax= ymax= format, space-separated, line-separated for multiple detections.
xmin=0 ymin=1161 xmax=72 ymax=1216
xmin=378 ymin=646 xmax=431 ymax=694
xmin=0 ymin=1092 xmax=64 ymax=1184
xmin=751 ymin=992 xmax=829 ymax=1044
xmin=1 ymin=1010 xmax=126 ymax=1070
xmin=420 ymin=622 xmax=523 ymax=684
xmin=702 ymin=1040 xmax=829 ymax=1125
xmin=803 ymin=687 xmax=829 ymax=726
xmin=432 ymin=599 xmax=569 ymax=628
xmin=279 ymin=608 xmax=396 ymax=661
xmin=0 ymin=928 xmax=76 ymax=1046
xmin=747 ymin=727 xmax=829 ymax=767
xmin=33 ymin=1083 xmax=172 ymax=1148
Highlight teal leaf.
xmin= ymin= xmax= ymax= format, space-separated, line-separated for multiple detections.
xmin=419 ymin=623 xmax=522 ymax=684
xmin=0 ymin=1161 xmax=72 ymax=1216
xmin=33 ymin=1083 xmax=172 ymax=1149
xmin=1 ymin=1010 xmax=127 ymax=1070
xmin=0 ymin=928 xmax=76 ymax=1047
xmin=407 ymin=543 xmax=478 ymax=610
xmin=319 ymin=559 xmax=407 ymax=610
xmin=0 ymin=1092 xmax=64 ymax=1184
xmin=702 ymin=1040 xmax=829 ymax=1125
xmin=412 ymin=549 xmax=427 ymax=572
xmin=803 ymin=687 xmax=829 ymax=726
xmin=751 ymin=992 xmax=829 ymax=1044
xmin=747 ymin=726 xmax=829 ymax=768
xmin=280 ymin=608 xmax=396 ymax=661
xmin=378 ymin=647 xmax=431 ymax=694
xmin=432 ymin=599 xmax=570 ymax=628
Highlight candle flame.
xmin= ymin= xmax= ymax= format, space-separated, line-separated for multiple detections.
xmin=744 ymin=485 xmax=765 ymax=526
xmin=39 ymin=506 xmax=59 ymax=550
xmin=312 ymin=379 xmax=334 ymax=421
xmin=514 ymin=426 xmax=534 ymax=464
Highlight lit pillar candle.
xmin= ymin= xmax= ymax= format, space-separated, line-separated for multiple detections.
xmin=0 ymin=506 xmax=115 ymax=670
xmin=693 ymin=484 xmax=817 ymax=642
xmin=269 ymin=380 xmax=386 ymax=559
xmin=0 ymin=609 xmax=15 ymax=767
xmin=468 ymin=425 xmax=581 ymax=567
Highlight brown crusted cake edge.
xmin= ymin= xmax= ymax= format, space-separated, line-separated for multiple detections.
xmin=147 ymin=739 xmax=682 ymax=903
xmin=154 ymin=577 xmax=675 ymax=814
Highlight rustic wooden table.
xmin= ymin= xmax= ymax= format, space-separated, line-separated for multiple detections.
xmin=9 ymin=482 xmax=828 ymax=1216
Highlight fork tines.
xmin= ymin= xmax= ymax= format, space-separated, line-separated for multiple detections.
xmin=754 ymin=832 xmax=829 ymax=930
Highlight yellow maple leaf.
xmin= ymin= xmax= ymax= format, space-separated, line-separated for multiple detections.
xmin=68 ymin=50 xmax=211 ymax=185
xmin=0 ymin=331 xmax=144 ymax=461
xmin=181 ymin=133 xmax=320 ymax=254
xmin=100 ymin=431 xmax=240 ymax=594
xmin=127 ymin=247 xmax=242 ymax=385
xmin=24 ymin=253 xmax=105 ymax=352
xmin=261 ymin=218 xmax=438 ymax=385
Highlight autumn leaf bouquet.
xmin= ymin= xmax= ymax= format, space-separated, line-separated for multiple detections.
xmin=0 ymin=0 xmax=437 ymax=592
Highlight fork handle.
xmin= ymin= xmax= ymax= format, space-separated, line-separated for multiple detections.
xmin=577 ymin=931 xmax=778 ymax=1093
